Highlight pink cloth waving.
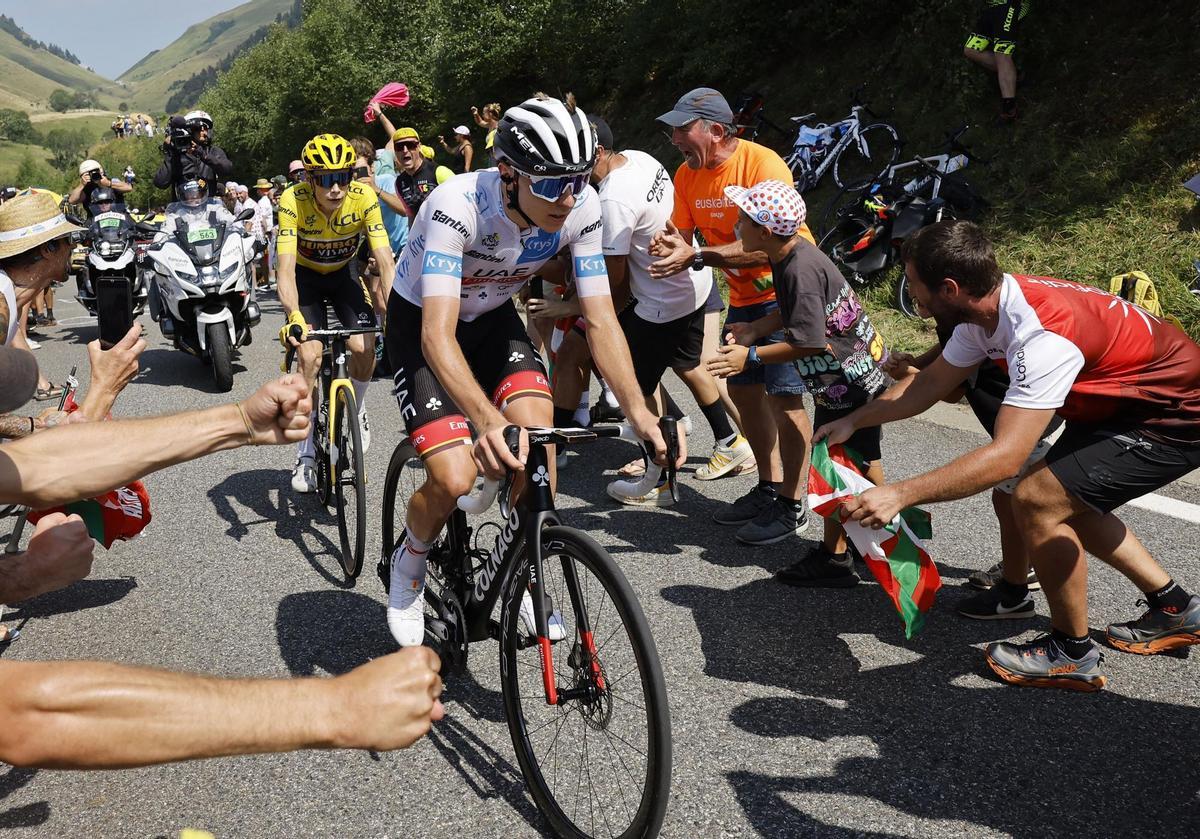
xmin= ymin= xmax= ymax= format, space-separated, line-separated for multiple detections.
xmin=365 ymin=82 xmax=410 ymax=122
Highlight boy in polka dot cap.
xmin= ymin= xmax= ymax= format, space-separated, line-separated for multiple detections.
xmin=709 ymin=178 xmax=894 ymax=589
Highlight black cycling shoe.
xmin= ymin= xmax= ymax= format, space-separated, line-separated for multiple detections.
xmin=589 ymin=401 xmax=625 ymax=424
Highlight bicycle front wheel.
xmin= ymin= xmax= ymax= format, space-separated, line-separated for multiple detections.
xmin=332 ymin=387 xmax=366 ymax=579
xmin=832 ymin=122 xmax=901 ymax=189
xmin=500 ymin=526 xmax=671 ymax=839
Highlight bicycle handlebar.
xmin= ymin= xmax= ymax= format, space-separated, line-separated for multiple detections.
xmin=282 ymin=326 xmax=383 ymax=372
xmin=456 ymin=417 xmax=680 ymax=515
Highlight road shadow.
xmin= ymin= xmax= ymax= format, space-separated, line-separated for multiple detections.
xmin=0 ymin=767 xmax=47 ymax=830
xmin=6 ymin=577 xmax=137 ymax=623
xmin=274 ymin=589 xmax=548 ymax=835
xmin=663 ymin=576 xmax=1200 ymax=835
xmin=208 ymin=469 xmax=351 ymax=588
xmin=132 ymin=348 xmax=251 ymax=392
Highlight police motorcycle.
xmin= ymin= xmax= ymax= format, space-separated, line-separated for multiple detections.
xmin=74 ymin=188 xmax=149 ymax=318
xmin=139 ymin=180 xmax=262 ymax=392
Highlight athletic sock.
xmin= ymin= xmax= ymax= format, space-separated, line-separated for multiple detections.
xmin=1050 ymin=628 xmax=1093 ymax=659
xmin=573 ymin=393 xmax=589 ymax=426
xmin=553 ymin=407 xmax=576 ymax=428
xmin=351 ymin=377 xmax=370 ymax=408
xmin=778 ymin=494 xmax=805 ymax=513
xmin=1000 ymin=97 xmax=1017 ymax=117
xmin=994 ymin=577 xmax=1030 ymax=608
xmin=599 ymin=377 xmax=619 ymax=409
xmin=757 ymin=480 xmax=780 ymax=496
xmin=699 ymin=398 xmax=735 ymax=442
xmin=296 ymin=410 xmax=317 ymax=460
xmin=388 ymin=533 xmax=430 ymax=610
xmin=1147 ymin=579 xmax=1191 ymax=613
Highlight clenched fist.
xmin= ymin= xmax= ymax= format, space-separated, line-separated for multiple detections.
xmin=329 ymin=647 xmax=445 ymax=751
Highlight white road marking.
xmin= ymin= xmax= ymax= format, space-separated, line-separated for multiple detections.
xmin=1127 ymin=492 xmax=1200 ymax=524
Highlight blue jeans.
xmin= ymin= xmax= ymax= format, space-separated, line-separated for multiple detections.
xmin=723 ymin=301 xmax=806 ymax=396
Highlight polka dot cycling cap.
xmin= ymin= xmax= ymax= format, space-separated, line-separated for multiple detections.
xmin=723 ymin=179 xmax=806 ymax=236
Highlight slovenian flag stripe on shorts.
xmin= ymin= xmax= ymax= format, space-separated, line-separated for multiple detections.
xmin=808 ymin=441 xmax=941 ymax=638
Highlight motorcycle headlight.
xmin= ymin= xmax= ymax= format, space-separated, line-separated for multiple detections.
xmin=98 ymin=241 xmax=113 ymax=257
xmin=220 ymin=261 xmax=240 ymax=280
xmin=198 ymin=265 xmax=221 ymax=287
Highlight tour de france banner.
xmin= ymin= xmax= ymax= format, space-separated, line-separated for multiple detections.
xmin=808 ymin=441 xmax=941 ymax=638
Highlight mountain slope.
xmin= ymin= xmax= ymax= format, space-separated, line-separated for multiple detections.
xmin=119 ymin=0 xmax=295 ymax=112
xmin=0 ymin=25 xmax=127 ymax=112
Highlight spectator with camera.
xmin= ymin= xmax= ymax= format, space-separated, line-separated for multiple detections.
xmin=153 ymin=110 xmax=233 ymax=198
xmin=67 ymin=159 xmax=132 ymax=219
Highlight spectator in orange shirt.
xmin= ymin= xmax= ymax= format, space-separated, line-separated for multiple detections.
xmin=650 ymin=87 xmax=816 ymax=547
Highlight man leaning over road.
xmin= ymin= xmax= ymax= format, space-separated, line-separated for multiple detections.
xmin=650 ymin=87 xmax=817 ymax=545
xmin=817 ymin=220 xmax=1200 ymax=692
xmin=0 ymin=370 xmax=444 ymax=766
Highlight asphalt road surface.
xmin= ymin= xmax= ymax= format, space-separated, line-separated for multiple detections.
xmin=3 ymin=290 xmax=1199 ymax=837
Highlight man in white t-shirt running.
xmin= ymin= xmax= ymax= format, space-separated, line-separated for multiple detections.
xmin=529 ymin=118 xmax=750 ymax=505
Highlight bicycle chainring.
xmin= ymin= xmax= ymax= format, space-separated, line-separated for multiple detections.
xmin=432 ymin=589 xmax=468 ymax=675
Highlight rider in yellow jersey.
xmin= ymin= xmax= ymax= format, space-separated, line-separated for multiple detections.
xmin=275 ymin=133 xmax=396 ymax=493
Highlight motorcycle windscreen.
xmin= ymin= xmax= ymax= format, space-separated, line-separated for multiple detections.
xmin=180 ymin=224 xmax=226 ymax=266
xmin=92 ymin=211 xmax=132 ymax=244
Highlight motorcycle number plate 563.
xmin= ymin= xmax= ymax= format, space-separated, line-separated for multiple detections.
xmin=187 ymin=228 xmax=217 ymax=243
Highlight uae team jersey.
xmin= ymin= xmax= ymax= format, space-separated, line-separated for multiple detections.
xmin=942 ymin=274 xmax=1200 ymax=444
xmin=393 ymin=170 xmax=611 ymax=322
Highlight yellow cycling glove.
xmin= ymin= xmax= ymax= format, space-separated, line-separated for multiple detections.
xmin=278 ymin=310 xmax=308 ymax=349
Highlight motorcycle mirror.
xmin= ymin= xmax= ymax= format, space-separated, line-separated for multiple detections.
xmin=235 ymin=207 xmax=255 ymax=222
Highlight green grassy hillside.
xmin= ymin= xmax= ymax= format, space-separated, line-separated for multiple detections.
xmin=0 ymin=27 xmax=127 ymax=112
xmin=119 ymin=0 xmax=293 ymax=112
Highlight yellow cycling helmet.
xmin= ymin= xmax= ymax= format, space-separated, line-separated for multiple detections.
xmin=301 ymin=133 xmax=356 ymax=171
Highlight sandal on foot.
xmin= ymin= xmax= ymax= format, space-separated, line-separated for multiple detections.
xmin=34 ymin=382 xmax=64 ymax=401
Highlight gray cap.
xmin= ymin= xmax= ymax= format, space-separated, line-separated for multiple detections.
xmin=591 ymin=116 xmax=614 ymax=150
xmin=0 ymin=344 xmax=39 ymax=412
xmin=656 ymin=87 xmax=733 ymax=127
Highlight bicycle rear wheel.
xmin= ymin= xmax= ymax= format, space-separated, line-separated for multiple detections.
xmin=832 ymin=122 xmax=901 ymax=190
xmin=332 ymin=387 xmax=366 ymax=579
xmin=500 ymin=526 xmax=671 ymax=839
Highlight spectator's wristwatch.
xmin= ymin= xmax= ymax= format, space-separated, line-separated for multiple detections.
xmin=691 ymin=250 xmax=705 ymax=272
xmin=747 ymin=345 xmax=763 ymax=368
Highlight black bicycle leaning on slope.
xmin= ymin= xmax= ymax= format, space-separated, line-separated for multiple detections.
xmin=285 ymin=325 xmax=380 ymax=580
xmin=380 ymin=420 xmax=678 ymax=839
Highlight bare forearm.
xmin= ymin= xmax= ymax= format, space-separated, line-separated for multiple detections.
xmin=0 ymin=405 xmax=245 ymax=507
xmin=0 ymin=414 xmax=33 ymax=439
xmin=702 ymin=240 xmax=769 ymax=270
xmin=276 ymin=257 xmax=299 ymax=315
xmin=0 ymin=660 xmax=335 ymax=768
xmin=894 ymin=442 xmax=1020 ymax=508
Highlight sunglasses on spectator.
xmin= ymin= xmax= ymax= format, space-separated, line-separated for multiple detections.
xmin=396 ymin=141 xmax=420 ymax=151
xmin=353 ymin=166 xmax=371 ymax=179
xmin=526 ymin=172 xmax=590 ymax=202
xmin=310 ymin=170 xmax=354 ymax=188
xmin=289 ymin=169 xmax=307 ymax=180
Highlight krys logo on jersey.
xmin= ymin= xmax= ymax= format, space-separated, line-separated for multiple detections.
xmin=516 ymin=229 xmax=561 ymax=265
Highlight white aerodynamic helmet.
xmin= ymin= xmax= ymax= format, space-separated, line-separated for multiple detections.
xmin=492 ymin=96 xmax=596 ymax=177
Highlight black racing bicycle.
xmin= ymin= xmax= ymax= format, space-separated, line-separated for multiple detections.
xmin=285 ymin=326 xmax=380 ymax=580
xmin=380 ymin=420 xmax=678 ymax=838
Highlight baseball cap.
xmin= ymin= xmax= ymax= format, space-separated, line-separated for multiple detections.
xmin=657 ymin=87 xmax=734 ymax=127
xmin=591 ymin=116 xmax=614 ymax=150
xmin=724 ymin=180 xmax=807 ymax=236
xmin=287 ymin=160 xmax=305 ymax=174
xmin=0 ymin=344 xmax=39 ymax=412
xmin=392 ymin=126 xmax=421 ymax=144
xmin=452 ymin=125 xmax=470 ymax=136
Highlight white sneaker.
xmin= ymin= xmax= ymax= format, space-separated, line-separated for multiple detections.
xmin=520 ymin=589 xmax=566 ymax=641
xmin=606 ymin=479 xmax=675 ymax=507
xmin=695 ymin=434 xmax=754 ymax=481
xmin=357 ymin=405 xmax=371 ymax=453
xmin=25 ymin=338 xmax=40 ymax=350
xmin=291 ymin=455 xmax=317 ymax=493
xmin=387 ymin=547 xmax=426 ymax=647
xmin=677 ymin=415 xmax=693 ymax=435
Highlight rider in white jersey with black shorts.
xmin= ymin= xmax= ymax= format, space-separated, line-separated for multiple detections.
xmin=381 ymin=96 xmax=675 ymax=647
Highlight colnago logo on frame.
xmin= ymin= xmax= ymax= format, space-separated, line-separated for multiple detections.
xmin=473 ymin=505 xmax=521 ymax=602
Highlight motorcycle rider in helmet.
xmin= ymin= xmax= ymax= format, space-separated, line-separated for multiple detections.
xmin=153 ymin=110 xmax=234 ymax=198
xmin=161 ymin=179 xmax=235 ymax=237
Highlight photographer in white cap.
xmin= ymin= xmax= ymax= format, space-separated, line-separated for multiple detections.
xmin=66 ymin=159 xmax=132 ymax=220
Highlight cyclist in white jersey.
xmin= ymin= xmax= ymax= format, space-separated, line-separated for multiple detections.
xmin=381 ymin=96 xmax=674 ymax=647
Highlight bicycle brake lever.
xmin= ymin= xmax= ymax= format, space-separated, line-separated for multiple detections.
xmin=659 ymin=416 xmax=679 ymax=504
xmin=498 ymin=424 xmax=521 ymax=520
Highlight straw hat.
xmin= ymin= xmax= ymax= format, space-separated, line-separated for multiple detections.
xmin=254 ymin=178 xmax=272 ymax=190
xmin=0 ymin=192 xmax=82 ymax=260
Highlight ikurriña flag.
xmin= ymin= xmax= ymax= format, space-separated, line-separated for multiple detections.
xmin=807 ymin=441 xmax=941 ymax=638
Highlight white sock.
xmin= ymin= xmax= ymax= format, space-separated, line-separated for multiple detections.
xmin=600 ymin=379 xmax=619 ymax=409
xmin=573 ymin=392 xmax=590 ymax=426
xmin=387 ymin=532 xmax=430 ymax=647
xmin=351 ymin=377 xmax=370 ymax=410
xmin=296 ymin=410 xmax=316 ymax=460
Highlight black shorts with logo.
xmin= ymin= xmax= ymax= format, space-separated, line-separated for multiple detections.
xmin=296 ymin=263 xmax=376 ymax=330
xmin=385 ymin=292 xmax=551 ymax=458
xmin=965 ymin=0 xmax=1029 ymax=55
xmin=1046 ymin=423 xmax=1200 ymax=514
xmin=619 ymin=302 xmax=706 ymax=396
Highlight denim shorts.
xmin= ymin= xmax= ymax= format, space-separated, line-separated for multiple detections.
xmin=723 ymin=301 xmax=807 ymax=396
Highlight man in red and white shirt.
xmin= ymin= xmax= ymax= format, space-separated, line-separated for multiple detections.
xmin=817 ymin=220 xmax=1200 ymax=692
